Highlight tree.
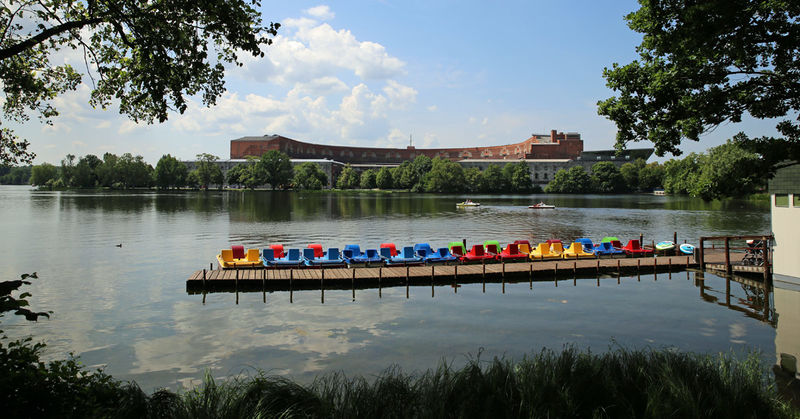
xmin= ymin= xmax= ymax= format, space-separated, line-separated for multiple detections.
xmin=154 ymin=154 xmax=188 ymax=189
xmin=225 ymin=164 xmax=247 ymax=188
xmin=620 ymin=159 xmax=645 ymax=192
xmin=0 ymin=165 xmax=31 ymax=184
xmin=258 ymin=150 xmax=292 ymax=190
xmin=0 ymin=0 xmax=280 ymax=166
xmin=293 ymin=162 xmax=328 ymax=190
xmin=376 ymin=167 xmax=393 ymax=189
xmin=638 ymin=161 xmax=665 ymax=191
xmin=591 ymin=162 xmax=625 ymax=193
xmin=424 ymin=158 xmax=464 ymax=193
xmin=545 ymin=166 xmax=593 ymax=193
xmin=481 ymin=164 xmax=505 ymax=193
xmin=116 ymin=153 xmax=152 ymax=188
xmin=359 ymin=169 xmax=377 ymax=189
xmin=463 ymin=167 xmax=484 ymax=193
xmin=690 ymin=139 xmax=764 ymax=200
xmin=598 ymin=0 xmax=800 ymax=163
xmin=238 ymin=157 xmax=266 ymax=189
xmin=194 ymin=153 xmax=220 ymax=190
xmin=336 ymin=164 xmax=360 ymax=189
xmin=663 ymin=153 xmax=705 ymax=195
xmin=59 ymin=154 xmax=76 ymax=187
xmin=505 ymin=162 xmax=532 ymax=193
xmin=72 ymin=154 xmax=102 ymax=188
xmin=95 ymin=153 xmax=119 ymax=187
xmin=30 ymin=163 xmax=58 ymax=186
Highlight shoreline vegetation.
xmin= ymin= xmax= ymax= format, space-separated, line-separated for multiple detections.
xmin=2 ymin=139 xmax=769 ymax=201
xmin=3 ymin=338 xmax=798 ymax=417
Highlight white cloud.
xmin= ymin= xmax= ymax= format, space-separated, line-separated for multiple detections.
xmin=427 ymin=105 xmax=438 ymax=112
xmin=235 ymin=16 xmax=406 ymax=85
xmin=71 ymin=141 xmax=86 ymax=147
xmin=382 ymin=80 xmax=417 ymax=109
xmin=305 ymin=5 xmax=335 ymax=20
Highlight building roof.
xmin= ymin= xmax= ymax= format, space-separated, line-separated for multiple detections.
xmin=769 ymin=162 xmax=800 ymax=194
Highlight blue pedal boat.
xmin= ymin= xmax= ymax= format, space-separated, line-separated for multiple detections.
xmin=262 ymin=248 xmax=305 ymax=268
xmin=381 ymin=246 xmax=424 ymax=266
xmin=303 ymin=247 xmax=347 ymax=267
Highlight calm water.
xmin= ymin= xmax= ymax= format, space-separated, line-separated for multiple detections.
xmin=0 ymin=186 xmax=791 ymax=390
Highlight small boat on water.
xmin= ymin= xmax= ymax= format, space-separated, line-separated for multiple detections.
xmin=679 ymin=243 xmax=695 ymax=255
xmin=655 ymin=241 xmax=676 ymax=251
xmin=528 ymin=202 xmax=555 ymax=209
xmin=457 ymin=199 xmax=480 ymax=207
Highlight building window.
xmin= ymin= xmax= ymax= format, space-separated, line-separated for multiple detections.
xmin=534 ymin=173 xmax=538 ymax=179
xmin=794 ymin=194 xmax=800 ymax=207
xmin=544 ymin=173 xmax=548 ymax=180
xmin=776 ymin=194 xmax=789 ymax=207
xmin=596 ymin=156 xmax=602 ymax=160
xmin=625 ymin=155 xmax=631 ymax=160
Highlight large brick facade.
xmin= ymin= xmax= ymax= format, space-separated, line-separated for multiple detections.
xmin=230 ymin=130 xmax=583 ymax=163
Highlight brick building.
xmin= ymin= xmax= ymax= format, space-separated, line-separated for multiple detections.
xmin=231 ymin=130 xmax=584 ymax=163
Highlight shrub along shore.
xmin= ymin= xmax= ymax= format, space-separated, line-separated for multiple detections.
xmin=3 ymin=342 xmax=797 ymax=418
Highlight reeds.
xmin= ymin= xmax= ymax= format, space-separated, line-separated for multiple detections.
xmin=114 ymin=347 xmax=796 ymax=418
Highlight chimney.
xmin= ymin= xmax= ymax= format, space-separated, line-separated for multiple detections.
xmin=550 ymin=129 xmax=557 ymax=143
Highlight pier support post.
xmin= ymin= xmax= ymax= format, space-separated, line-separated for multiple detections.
xmin=482 ymin=259 xmax=486 ymax=278
xmin=698 ymin=237 xmax=705 ymax=267
xmin=763 ymin=236 xmax=771 ymax=282
xmin=724 ymin=237 xmax=731 ymax=274
xmin=454 ymin=264 xmax=458 ymax=280
xmin=529 ymin=263 xmax=533 ymax=289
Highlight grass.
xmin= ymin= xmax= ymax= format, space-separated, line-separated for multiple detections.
xmin=109 ymin=347 xmax=797 ymax=418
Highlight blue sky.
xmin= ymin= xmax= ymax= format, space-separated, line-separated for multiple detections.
xmin=19 ymin=1 xmax=781 ymax=165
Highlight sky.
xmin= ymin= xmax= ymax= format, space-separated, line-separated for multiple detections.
xmin=16 ymin=0 xmax=782 ymax=165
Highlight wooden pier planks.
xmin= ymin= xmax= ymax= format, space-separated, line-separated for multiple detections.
xmin=187 ymin=252 xmax=732 ymax=293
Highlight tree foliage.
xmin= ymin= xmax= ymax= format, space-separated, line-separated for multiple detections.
xmin=258 ymin=150 xmax=293 ymax=190
xmin=598 ymin=0 xmax=800 ymax=163
xmin=293 ymin=162 xmax=327 ymax=190
xmin=154 ymin=154 xmax=187 ymax=189
xmin=192 ymin=153 xmax=221 ymax=190
xmin=0 ymin=0 xmax=280 ymax=165
xmin=359 ymin=169 xmax=377 ymax=189
xmin=423 ymin=158 xmax=464 ymax=193
xmin=375 ymin=167 xmax=393 ymax=189
xmin=591 ymin=161 xmax=626 ymax=193
xmin=545 ymin=166 xmax=593 ymax=193
xmin=336 ymin=164 xmax=360 ymax=189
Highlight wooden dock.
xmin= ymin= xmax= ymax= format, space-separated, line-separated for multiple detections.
xmin=186 ymin=252 xmax=731 ymax=294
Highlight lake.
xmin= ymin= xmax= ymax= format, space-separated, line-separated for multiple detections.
xmin=0 ymin=185 xmax=792 ymax=391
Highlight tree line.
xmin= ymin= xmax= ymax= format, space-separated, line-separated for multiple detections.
xmin=545 ymin=139 xmax=765 ymax=200
xmin=334 ymin=155 xmax=540 ymax=193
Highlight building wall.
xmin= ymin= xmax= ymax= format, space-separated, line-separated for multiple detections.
xmin=769 ymin=163 xmax=800 ymax=285
xmin=771 ymin=193 xmax=800 ymax=284
xmin=230 ymin=130 xmax=584 ymax=163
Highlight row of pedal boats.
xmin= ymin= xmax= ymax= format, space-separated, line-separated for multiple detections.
xmin=216 ymin=237 xmax=695 ymax=269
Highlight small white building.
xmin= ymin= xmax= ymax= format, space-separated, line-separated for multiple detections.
xmin=768 ymin=161 xmax=800 ymax=380
xmin=769 ymin=162 xmax=800 ymax=286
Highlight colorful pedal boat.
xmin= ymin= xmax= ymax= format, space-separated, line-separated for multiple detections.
xmin=343 ymin=246 xmax=383 ymax=265
xmin=462 ymin=244 xmax=496 ymax=262
xmin=497 ymin=243 xmax=529 ymax=262
xmin=593 ymin=241 xmax=625 ymax=256
xmin=562 ymin=242 xmax=596 ymax=259
xmin=622 ymin=239 xmax=653 ymax=256
xmin=381 ymin=246 xmax=424 ymax=265
xmin=530 ymin=242 xmax=562 ymax=260
xmin=217 ymin=245 xmax=262 ymax=268
xmin=303 ymin=247 xmax=346 ymax=267
xmin=261 ymin=248 xmax=304 ymax=267
xmin=574 ymin=238 xmax=597 ymax=255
